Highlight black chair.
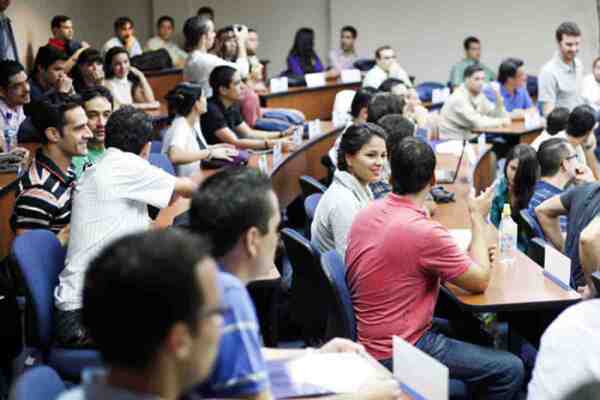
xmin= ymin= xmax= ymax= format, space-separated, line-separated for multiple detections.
xmin=591 ymin=272 xmax=600 ymax=298
xmin=320 ymin=250 xmax=356 ymax=341
xmin=281 ymin=228 xmax=330 ymax=346
xmin=303 ymin=193 xmax=322 ymax=240
xmin=299 ymin=175 xmax=327 ymax=200
xmin=528 ymin=237 xmax=547 ymax=266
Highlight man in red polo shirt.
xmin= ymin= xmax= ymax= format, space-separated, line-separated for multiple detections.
xmin=346 ymin=137 xmax=524 ymax=399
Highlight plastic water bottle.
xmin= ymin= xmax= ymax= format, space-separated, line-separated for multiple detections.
xmin=499 ymin=203 xmax=517 ymax=266
xmin=4 ymin=127 xmax=17 ymax=153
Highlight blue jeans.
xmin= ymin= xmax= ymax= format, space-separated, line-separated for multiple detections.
xmin=381 ymin=319 xmax=524 ymax=400
xmin=254 ymin=109 xmax=306 ymax=132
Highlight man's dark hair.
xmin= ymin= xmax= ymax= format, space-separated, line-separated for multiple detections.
xmin=30 ymin=100 xmax=82 ymax=144
xmin=82 ymin=229 xmax=212 ymax=371
xmin=390 ymin=137 xmax=436 ymax=195
xmin=105 ymin=106 xmax=153 ymax=154
xmin=538 ymin=137 xmax=571 ymax=177
xmin=555 ymin=21 xmax=581 ymax=42
xmin=367 ymin=92 xmax=404 ymax=123
xmin=248 ymin=28 xmax=257 ymax=34
xmin=341 ymin=25 xmax=357 ymax=39
xmin=76 ymin=48 xmax=103 ymax=66
xmin=463 ymin=64 xmax=484 ymax=80
xmin=567 ymin=104 xmax=596 ymax=138
xmin=197 ymin=6 xmax=215 ymax=19
xmin=33 ymin=45 xmax=68 ymax=73
xmin=546 ymin=107 xmax=570 ymax=135
xmin=375 ymin=45 xmax=392 ymax=59
xmin=114 ymin=16 xmax=134 ymax=32
xmin=0 ymin=60 xmax=25 ymax=88
xmin=183 ymin=15 xmax=212 ymax=51
xmin=190 ymin=167 xmax=275 ymax=258
xmin=497 ymin=58 xmax=524 ymax=85
xmin=378 ymin=78 xmax=407 ymax=93
xmin=377 ymin=114 xmax=415 ymax=157
xmin=337 ymin=123 xmax=386 ymax=172
xmin=350 ymin=88 xmax=376 ymax=118
xmin=157 ymin=15 xmax=174 ymax=28
xmin=51 ymin=15 xmax=71 ymax=30
xmin=209 ymin=65 xmax=237 ymax=98
xmin=463 ymin=36 xmax=480 ymax=51
xmin=80 ymin=86 xmax=113 ymax=107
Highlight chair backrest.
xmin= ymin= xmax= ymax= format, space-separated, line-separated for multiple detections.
xmin=415 ymin=81 xmax=446 ymax=103
xmin=150 ymin=140 xmax=163 ymax=154
xmin=527 ymin=75 xmax=538 ymax=99
xmin=281 ymin=228 xmax=330 ymax=345
xmin=149 ymin=153 xmax=175 ymax=176
xmin=528 ymin=237 xmax=547 ymax=267
xmin=304 ymin=193 xmax=322 ymax=223
xmin=591 ymin=271 xmax=600 ymax=298
xmin=472 ymin=148 xmax=497 ymax=195
xmin=11 ymin=365 xmax=66 ymax=400
xmin=320 ymin=250 xmax=356 ymax=341
xmin=520 ymin=208 xmax=545 ymax=241
xmin=353 ymin=58 xmax=376 ymax=72
xmin=299 ymin=175 xmax=327 ymax=200
xmin=11 ymin=230 xmax=66 ymax=349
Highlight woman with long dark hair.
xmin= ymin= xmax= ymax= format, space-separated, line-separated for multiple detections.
xmin=287 ymin=27 xmax=327 ymax=76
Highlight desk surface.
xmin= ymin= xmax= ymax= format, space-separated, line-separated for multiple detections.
xmin=472 ymin=120 xmax=543 ymax=136
xmin=433 ymin=148 xmax=580 ymax=312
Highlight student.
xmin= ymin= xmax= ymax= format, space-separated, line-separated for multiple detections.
xmin=528 ymin=138 xmax=593 ymax=238
xmin=47 ymin=15 xmax=90 ymax=74
xmin=362 ymin=46 xmax=410 ymax=90
xmin=196 ymin=6 xmax=215 ymax=21
xmin=366 ymin=92 xmax=404 ymax=123
xmin=53 ymin=106 xmax=200 ymax=347
xmin=529 ymin=107 xmax=570 ymax=150
xmin=449 ymin=36 xmax=495 ymax=88
xmin=582 ymin=56 xmax=600 ymax=112
xmin=489 ymin=144 xmax=539 ymax=250
xmin=539 ymin=22 xmax=584 ymax=115
xmin=0 ymin=60 xmax=30 ymax=151
xmin=183 ymin=15 xmax=249 ymax=96
xmin=72 ymin=49 xmax=105 ymax=93
xmin=29 ymin=46 xmax=75 ymax=103
xmin=328 ymin=25 xmax=362 ymax=77
xmin=56 ymin=229 xmax=223 ymax=400
xmin=162 ymin=82 xmax=238 ymax=177
xmin=102 ymin=16 xmax=143 ymax=57
xmin=346 ymin=137 xmax=524 ymax=399
xmin=11 ymin=100 xmax=92 ymax=241
xmin=378 ymin=78 xmax=431 ymax=133
xmin=312 ymin=123 xmax=386 ymax=257
xmin=215 ymin=26 xmax=238 ymax=62
xmin=188 ymin=166 xmax=401 ymax=399
xmin=145 ymin=15 xmax=187 ymax=68
xmin=246 ymin=28 xmax=260 ymax=68
xmin=483 ymin=58 xmax=536 ymax=119
xmin=104 ymin=46 xmax=159 ymax=110
xmin=201 ymin=65 xmax=295 ymax=150
xmin=0 ymin=0 xmax=18 ymax=61
xmin=530 ymin=104 xmax=599 ymax=179
xmin=287 ymin=27 xmax=334 ymax=78
xmin=71 ymin=87 xmax=113 ymax=177
xmin=439 ymin=64 xmax=510 ymax=140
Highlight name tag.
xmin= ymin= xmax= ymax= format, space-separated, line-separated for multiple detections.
xmin=340 ymin=69 xmax=362 ymax=83
xmin=270 ymin=77 xmax=289 ymax=93
xmin=544 ymin=245 xmax=571 ymax=288
xmin=305 ymin=72 xmax=326 ymax=88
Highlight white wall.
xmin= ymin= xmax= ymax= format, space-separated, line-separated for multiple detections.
xmin=330 ymin=0 xmax=599 ymax=83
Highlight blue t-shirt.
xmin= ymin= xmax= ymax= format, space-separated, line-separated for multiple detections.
xmin=560 ymin=182 xmax=600 ymax=288
xmin=193 ymin=270 xmax=269 ymax=397
xmin=528 ymin=180 xmax=567 ymax=238
xmin=484 ymin=82 xmax=533 ymax=112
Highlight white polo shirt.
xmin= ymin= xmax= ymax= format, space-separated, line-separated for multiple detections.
xmin=55 ymin=148 xmax=176 ymax=311
xmin=161 ymin=116 xmax=209 ymax=177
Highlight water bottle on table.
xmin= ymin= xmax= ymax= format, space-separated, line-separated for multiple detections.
xmin=499 ymin=203 xmax=517 ymax=266
xmin=4 ymin=127 xmax=17 ymax=153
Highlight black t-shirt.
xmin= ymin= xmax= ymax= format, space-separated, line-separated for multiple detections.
xmin=200 ymin=97 xmax=244 ymax=145
xmin=559 ymin=182 xmax=600 ymax=287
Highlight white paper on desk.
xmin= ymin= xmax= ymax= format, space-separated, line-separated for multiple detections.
xmin=285 ymin=352 xmax=389 ymax=393
xmin=393 ymin=336 xmax=448 ymax=400
xmin=544 ymin=245 xmax=571 ymax=287
xmin=450 ymin=229 xmax=471 ymax=252
xmin=341 ymin=69 xmax=362 ymax=83
xmin=305 ymin=72 xmax=326 ymax=88
xmin=270 ymin=77 xmax=288 ymax=93
xmin=435 ymin=140 xmax=463 ymax=155
xmin=273 ymin=141 xmax=283 ymax=167
xmin=524 ymin=112 xmax=544 ymax=130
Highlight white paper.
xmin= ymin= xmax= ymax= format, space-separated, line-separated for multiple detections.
xmin=435 ymin=140 xmax=463 ymax=155
xmin=393 ymin=336 xmax=448 ymax=400
xmin=293 ymin=126 xmax=303 ymax=146
xmin=285 ymin=352 xmax=390 ymax=394
xmin=273 ymin=141 xmax=283 ymax=167
xmin=305 ymin=72 xmax=326 ymax=88
xmin=449 ymin=229 xmax=472 ymax=252
xmin=544 ymin=245 xmax=571 ymax=287
xmin=341 ymin=69 xmax=362 ymax=83
xmin=270 ymin=77 xmax=289 ymax=93
xmin=477 ymin=133 xmax=486 ymax=155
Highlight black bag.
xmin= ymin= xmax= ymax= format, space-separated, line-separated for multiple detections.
xmin=130 ymin=49 xmax=173 ymax=72
xmin=0 ymin=257 xmax=23 ymax=364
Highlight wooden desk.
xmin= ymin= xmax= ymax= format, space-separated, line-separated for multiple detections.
xmin=472 ymin=120 xmax=543 ymax=144
xmin=260 ymin=81 xmax=360 ymax=120
xmin=433 ymin=147 xmax=580 ymax=312
xmin=146 ymin=68 xmax=183 ymax=104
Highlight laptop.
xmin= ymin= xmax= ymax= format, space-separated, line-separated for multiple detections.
xmin=434 ymin=140 xmax=466 ymax=184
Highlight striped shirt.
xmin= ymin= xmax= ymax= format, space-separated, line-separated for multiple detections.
xmin=528 ymin=180 xmax=567 ymax=238
xmin=11 ymin=149 xmax=75 ymax=233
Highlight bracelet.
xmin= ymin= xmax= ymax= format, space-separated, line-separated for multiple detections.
xmin=206 ymin=149 xmax=213 ymax=161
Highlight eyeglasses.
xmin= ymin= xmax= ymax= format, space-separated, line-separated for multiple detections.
xmin=200 ymin=306 xmax=229 ymax=320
